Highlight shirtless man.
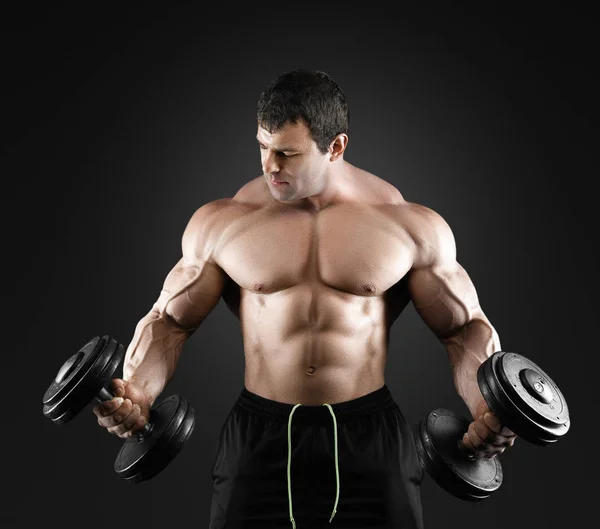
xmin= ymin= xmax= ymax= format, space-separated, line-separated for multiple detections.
xmin=93 ymin=70 xmax=516 ymax=528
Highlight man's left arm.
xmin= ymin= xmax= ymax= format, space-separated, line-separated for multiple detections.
xmin=405 ymin=204 xmax=516 ymax=458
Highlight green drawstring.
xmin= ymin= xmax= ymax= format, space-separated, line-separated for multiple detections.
xmin=287 ymin=403 xmax=340 ymax=528
xmin=287 ymin=404 xmax=302 ymax=529
xmin=323 ymin=404 xmax=340 ymax=523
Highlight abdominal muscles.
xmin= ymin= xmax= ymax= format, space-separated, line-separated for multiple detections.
xmin=240 ymin=282 xmax=389 ymax=405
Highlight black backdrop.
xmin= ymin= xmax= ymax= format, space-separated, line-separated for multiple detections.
xmin=4 ymin=4 xmax=596 ymax=528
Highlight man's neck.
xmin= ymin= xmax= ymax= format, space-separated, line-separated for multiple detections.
xmin=290 ymin=161 xmax=354 ymax=212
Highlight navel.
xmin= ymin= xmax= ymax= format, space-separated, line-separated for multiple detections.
xmin=306 ymin=365 xmax=316 ymax=376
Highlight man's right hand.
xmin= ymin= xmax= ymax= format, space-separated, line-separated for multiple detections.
xmin=92 ymin=379 xmax=153 ymax=439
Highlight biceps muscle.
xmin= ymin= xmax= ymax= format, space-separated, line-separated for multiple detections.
xmin=154 ymin=258 xmax=227 ymax=332
xmin=408 ymin=263 xmax=480 ymax=339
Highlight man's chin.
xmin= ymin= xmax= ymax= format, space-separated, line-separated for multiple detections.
xmin=270 ymin=183 xmax=291 ymax=195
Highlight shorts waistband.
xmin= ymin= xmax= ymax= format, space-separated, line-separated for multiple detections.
xmin=236 ymin=384 xmax=396 ymax=424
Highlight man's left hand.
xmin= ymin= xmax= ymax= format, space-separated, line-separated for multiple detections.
xmin=462 ymin=400 xmax=517 ymax=458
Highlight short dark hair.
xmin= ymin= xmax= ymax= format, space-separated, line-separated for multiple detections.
xmin=257 ymin=70 xmax=349 ymax=154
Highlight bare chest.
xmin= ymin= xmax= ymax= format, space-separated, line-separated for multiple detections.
xmin=214 ymin=205 xmax=415 ymax=296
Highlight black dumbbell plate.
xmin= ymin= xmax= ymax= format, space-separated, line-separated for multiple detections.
xmin=114 ymin=395 xmax=196 ymax=483
xmin=414 ymin=408 xmax=503 ymax=501
xmin=42 ymin=335 xmax=124 ymax=424
xmin=478 ymin=352 xmax=570 ymax=445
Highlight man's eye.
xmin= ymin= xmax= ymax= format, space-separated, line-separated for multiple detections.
xmin=258 ymin=145 xmax=294 ymax=157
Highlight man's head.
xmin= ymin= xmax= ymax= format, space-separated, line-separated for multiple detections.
xmin=256 ymin=70 xmax=350 ymax=204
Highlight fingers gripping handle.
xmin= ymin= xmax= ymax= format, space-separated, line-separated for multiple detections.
xmin=95 ymin=387 xmax=154 ymax=441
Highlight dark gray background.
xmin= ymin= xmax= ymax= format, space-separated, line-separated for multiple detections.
xmin=4 ymin=3 xmax=596 ymax=528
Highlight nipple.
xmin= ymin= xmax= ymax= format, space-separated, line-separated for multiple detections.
xmin=362 ymin=282 xmax=376 ymax=293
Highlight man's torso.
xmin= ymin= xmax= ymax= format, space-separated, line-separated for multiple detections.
xmin=207 ymin=167 xmax=426 ymax=405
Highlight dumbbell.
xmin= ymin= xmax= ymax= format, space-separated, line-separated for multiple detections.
xmin=42 ymin=335 xmax=195 ymax=483
xmin=414 ymin=351 xmax=570 ymax=501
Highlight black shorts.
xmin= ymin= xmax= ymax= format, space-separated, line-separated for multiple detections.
xmin=209 ymin=384 xmax=424 ymax=529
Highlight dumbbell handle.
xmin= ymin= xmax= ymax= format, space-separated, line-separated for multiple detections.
xmin=95 ymin=386 xmax=154 ymax=441
xmin=456 ymin=438 xmax=477 ymax=460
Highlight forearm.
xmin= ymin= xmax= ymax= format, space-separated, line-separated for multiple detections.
xmin=123 ymin=307 xmax=190 ymax=405
xmin=441 ymin=314 xmax=501 ymax=419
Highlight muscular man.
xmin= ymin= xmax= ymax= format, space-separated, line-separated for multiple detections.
xmin=93 ymin=70 xmax=516 ymax=528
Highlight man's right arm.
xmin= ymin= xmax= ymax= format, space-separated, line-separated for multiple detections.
xmin=94 ymin=199 xmax=232 ymax=439
xmin=123 ymin=199 xmax=231 ymax=406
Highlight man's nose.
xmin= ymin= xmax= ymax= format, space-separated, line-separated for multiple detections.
xmin=262 ymin=150 xmax=280 ymax=175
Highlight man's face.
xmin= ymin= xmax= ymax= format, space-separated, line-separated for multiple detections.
xmin=256 ymin=120 xmax=330 ymax=202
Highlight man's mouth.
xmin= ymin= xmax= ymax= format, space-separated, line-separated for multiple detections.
xmin=270 ymin=177 xmax=288 ymax=185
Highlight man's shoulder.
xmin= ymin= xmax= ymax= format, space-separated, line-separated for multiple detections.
xmin=186 ymin=197 xmax=238 ymax=226
xmin=393 ymin=200 xmax=443 ymax=223
xmin=389 ymin=198 xmax=446 ymax=228
xmin=191 ymin=177 xmax=264 ymax=219
xmin=181 ymin=180 xmax=266 ymax=266
xmin=180 ymin=196 xmax=247 ymax=267
xmin=185 ymin=178 xmax=265 ymax=236
xmin=387 ymin=200 xmax=454 ymax=249
xmin=391 ymin=201 xmax=456 ymax=266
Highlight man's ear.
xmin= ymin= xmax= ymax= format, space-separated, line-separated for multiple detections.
xmin=329 ymin=133 xmax=348 ymax=161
